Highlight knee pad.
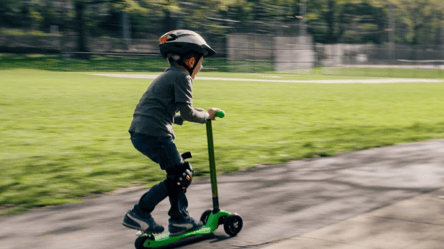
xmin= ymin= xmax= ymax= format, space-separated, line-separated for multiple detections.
xmin=164 ymin=162 xmax=194 ymax=195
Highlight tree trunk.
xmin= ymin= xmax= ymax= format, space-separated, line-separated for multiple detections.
xmin=436 ymin=13 xmax=443 ymax=45
xmin=164 ymin=10 xmax=173 ymax=32
xmin=326 ymin=0 xmax=335 ymax=43
xmin=75 ymin=1 xmax=90 ymax=60
xmin=163 ymin=0 xmax=174 ymax=32
xmin=413 ymin=23 xmax=420 ymax=45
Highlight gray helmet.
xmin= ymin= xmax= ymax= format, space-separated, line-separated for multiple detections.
xmin=159 ymin=30 xmax=216 ymax=59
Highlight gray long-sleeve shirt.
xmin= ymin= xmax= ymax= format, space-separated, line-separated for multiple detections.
xmin=129 ymin=66 xmax=209 ymax=138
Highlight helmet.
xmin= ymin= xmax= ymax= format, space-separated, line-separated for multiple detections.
xmin=159 ymin=30 xmax=216 ymax=59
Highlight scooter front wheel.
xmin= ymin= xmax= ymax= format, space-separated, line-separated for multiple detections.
xmin=224 ymin=214 xmax=243 ymax=237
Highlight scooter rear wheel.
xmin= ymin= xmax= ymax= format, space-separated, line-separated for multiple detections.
xmin=135 ymin=234 xmax=154 ymax=249
xmin=200 ymin=209 xmax=213 ymax=225
xmin=224 ymin=214 xmax=243 ymax=237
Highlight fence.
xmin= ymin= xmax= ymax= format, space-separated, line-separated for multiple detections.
xmin=316 ymin=44 xmax=444 ymax=68
xmin=314 ymin=44 xmax=444 ymax=78
xmin=0 ymin=33 xmax=158 ymax=55
xmin=226 ymin=34 xmax=315 ymax=72
xmin=1 ymin=32 xmax=444 ymax=78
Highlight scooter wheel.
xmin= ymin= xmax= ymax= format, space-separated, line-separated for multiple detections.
xmin=200 ymin=209 xmax=213 ymax=225
xmin=224 ymin=214 xmax=243 ymax=237
xmin=135 ymin=234 xmax=155 ymax=249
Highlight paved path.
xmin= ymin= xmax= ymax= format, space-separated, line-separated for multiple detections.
xmin=1 ymin=140 xmax=444 ymax=249
xmin=263 ymin=188 xmax=444 ymax=249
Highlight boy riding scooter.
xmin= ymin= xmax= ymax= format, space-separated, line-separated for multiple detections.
xmin=123 ymin=30 xmax=220 ymax=236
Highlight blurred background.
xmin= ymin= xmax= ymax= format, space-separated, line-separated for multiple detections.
xmin=1 ymin=0 xmax=444 ymax=76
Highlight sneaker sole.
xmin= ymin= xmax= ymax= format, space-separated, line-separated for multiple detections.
xmin=122 ymin=222 xmax=141 ymax=230
xmin=122 ymin=222 xmax=164 ymax=234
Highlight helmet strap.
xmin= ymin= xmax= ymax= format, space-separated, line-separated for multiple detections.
xmin=177 ymin=53 xmax=203 ymax=76
xmin=177 ymin=60 xmax=194 ymax=76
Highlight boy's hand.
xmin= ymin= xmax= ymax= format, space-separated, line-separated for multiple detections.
xmin=207 ymin=108 xmax=220 ymax=120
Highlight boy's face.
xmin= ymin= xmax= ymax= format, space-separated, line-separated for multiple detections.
xmin=191 ymin=57 xmax=203 ymax=79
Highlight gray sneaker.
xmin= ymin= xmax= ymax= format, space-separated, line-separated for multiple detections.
xmin=168 ymin=217 xmax=203 ymax=236
xmin=122 ymin=209 xmax=164 ymax=234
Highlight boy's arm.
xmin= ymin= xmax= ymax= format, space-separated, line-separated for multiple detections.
xmin=177 ymin=102 xmax=209 ymax=124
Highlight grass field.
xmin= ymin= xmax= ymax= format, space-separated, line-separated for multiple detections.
xmin=1 ymin=59 xmax=444 ymax=216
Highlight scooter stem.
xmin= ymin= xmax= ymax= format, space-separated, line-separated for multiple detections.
xmin=206 ymin=119 xmax=220 ymax=212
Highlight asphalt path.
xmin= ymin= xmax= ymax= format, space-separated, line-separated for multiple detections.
xmin=1 ymin=139 xmax=444 ymax=249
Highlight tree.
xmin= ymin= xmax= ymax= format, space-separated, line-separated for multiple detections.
xmin=0 ymin=0 xmax=43 ymax=29
xmin=394 ymin=0 xmax=444 ymax=44
xmin=0 ymin=0 xmax=17 ymax=27
xmin=304 ymin=0 xmax=389 ymax=44
xmin=367 ymin=0 xmax=444 ymax=44
xmin=303 ymin=0 xmax=350 ymax=43
xmin=70 ymin=0 xmax=148 ymax=59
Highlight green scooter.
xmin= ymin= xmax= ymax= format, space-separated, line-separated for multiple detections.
xmin=134 ymin=111 xmax=243 ymax=249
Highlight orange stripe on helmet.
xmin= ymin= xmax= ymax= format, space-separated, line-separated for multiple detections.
xmin=159 ymin=35 xmax=168 ymax=44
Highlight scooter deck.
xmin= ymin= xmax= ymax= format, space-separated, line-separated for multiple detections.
xmin=138 ymin=210 xmax=231 ymax=248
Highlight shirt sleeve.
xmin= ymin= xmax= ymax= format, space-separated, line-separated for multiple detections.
xmin=175 ymin=75 xmax=193 ymax=104
xmin=177 ymin=103 xmax=209 ymax=124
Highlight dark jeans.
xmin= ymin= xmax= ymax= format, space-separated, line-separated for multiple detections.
xmin=130 ymin=132 xmax=189 ymax=220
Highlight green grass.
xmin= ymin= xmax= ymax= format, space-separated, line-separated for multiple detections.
xmin=1 ymin=65 xmax=444 ymax=216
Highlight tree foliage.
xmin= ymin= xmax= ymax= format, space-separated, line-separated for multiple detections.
xmin=390 ymin=0 xmax=444 ymax=44
xmin=1 ymin=0 xmax=443 ymax=46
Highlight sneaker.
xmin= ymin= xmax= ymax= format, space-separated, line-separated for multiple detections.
xmin=122 ymin=209 xmax=164 ymax=234
xmin=168 ymin=217 xmax=203 ymax=236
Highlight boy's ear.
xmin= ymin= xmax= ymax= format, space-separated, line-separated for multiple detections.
xmin=186 ymin=57 xmax=196 ymax=68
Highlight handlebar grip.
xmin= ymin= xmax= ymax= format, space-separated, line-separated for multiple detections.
xmin=216 ymin=110 xmax=225 ymax=118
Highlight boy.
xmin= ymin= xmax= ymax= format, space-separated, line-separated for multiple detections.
xmin=122 ymin=30 xmax=219 ymax=236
